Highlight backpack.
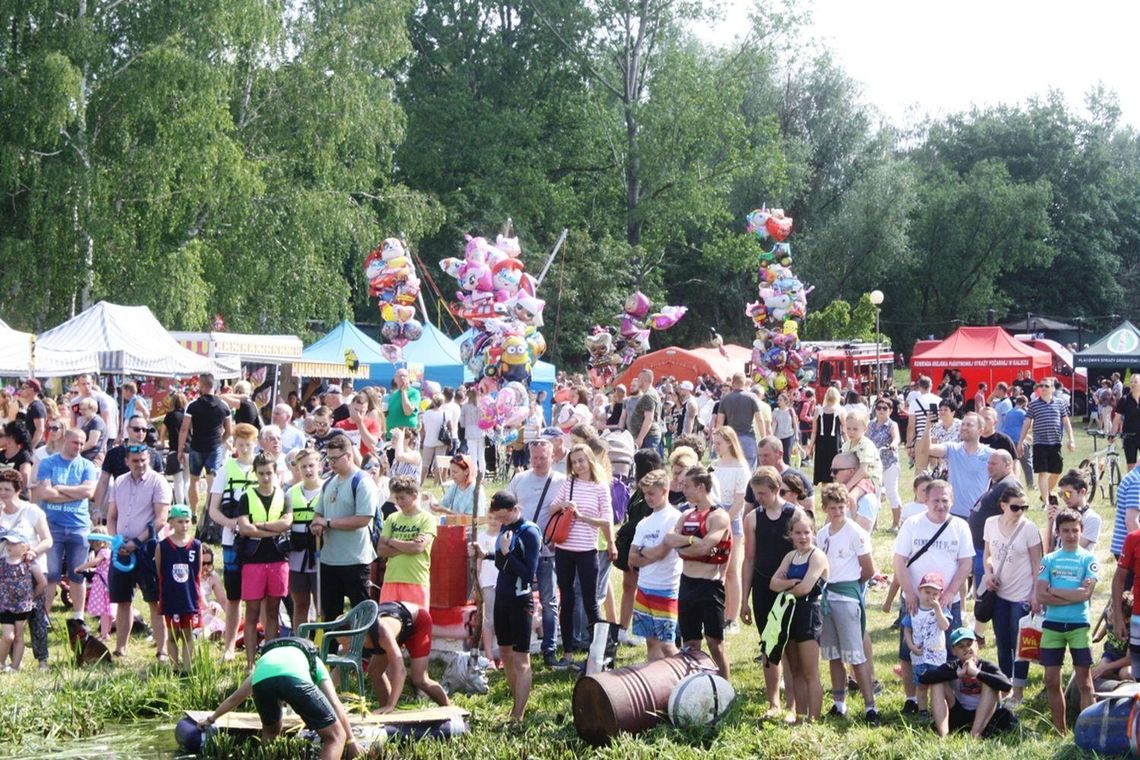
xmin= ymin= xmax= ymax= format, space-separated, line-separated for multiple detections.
xmin=321 ymin=471 xmax=381 ymax=544
xmin=610 ymin=478 xmax=630 ymax=524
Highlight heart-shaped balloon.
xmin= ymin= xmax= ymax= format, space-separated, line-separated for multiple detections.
xmin=393 ymin=305 xmax=416 ymax=323
xmin=766 ymin=215 xmax=793 ymax=242
xmin=379 ymin=344 xmax=403 ymax=362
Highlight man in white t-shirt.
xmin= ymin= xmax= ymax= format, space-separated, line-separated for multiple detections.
xmin=893 ymin=479 xmax=974 ymax=713
xmin=441 ymin=387 xmax=461 ymax=454
xmin=628 ymin=470 xmax=683 ymax=662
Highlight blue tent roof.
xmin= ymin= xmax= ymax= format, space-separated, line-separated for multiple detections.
xmin=366 ymin=321 xmax=465 ymax=390
xmin=299 ymin=320 xmax=392 ymax=371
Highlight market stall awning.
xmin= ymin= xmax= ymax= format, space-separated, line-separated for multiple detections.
xmin=910 ymin=327 xmax=1051 ymax=371
xmin=171 ymin=331 xmax=303 ymax=364
xmin=1075 ymin=321 xmax=1140 ymax=368
xmin=296 ymin=321 xmax=388 ymax=379
xmin=36 ymin=302 xmax=239 ymax=378
xmin=0 ymin=322 xmax=99 ymax=378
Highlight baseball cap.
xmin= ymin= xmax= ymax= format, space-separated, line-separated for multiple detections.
xmin=324 ymin=384 xmax=343 ymax=395
xmin=169 ymin=504 xmax=193 ymax=520
xmin=679 ymin=380 xmax=694 ymax=392
xmin=539 ymin=427 xmax=564 ymax=441
xmin=22 ymin=378 xmax=42 ymax=394
xmin=0 ymin=530 xmax=30 ymax=544
xmin=918 ymin=572 xmax=944 ymax=591
xmin=948 ymin=627 xmax=976 ymax=647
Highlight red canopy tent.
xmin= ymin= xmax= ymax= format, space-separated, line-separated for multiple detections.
xmin=910 ymin=326 xmax=1051 ymax=392
xmin=614 ymin=344 xmax=752 ymax=388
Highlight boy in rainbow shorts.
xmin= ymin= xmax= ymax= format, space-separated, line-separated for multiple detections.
xmin=1035 ymin=507 xmax=1098 ymax=734
xmin=628 ymin=470 xmax=682 ymax=662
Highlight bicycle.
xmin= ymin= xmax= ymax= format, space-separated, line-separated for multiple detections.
xmin=1081 ymin=430 xmax=1125 ymax=504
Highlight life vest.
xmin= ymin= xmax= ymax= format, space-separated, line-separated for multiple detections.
xmin=680 ymin=505 xmax=731 ymax=564
xmin=289 ymin=484 xmax=319 ymax=524
xmin=243 ymin=485 xmax=285 ymax=524
xmin=288 ymin=484 xmax=319 ymax=560
xmin=220 ymin=458 xmax=257 ymax=518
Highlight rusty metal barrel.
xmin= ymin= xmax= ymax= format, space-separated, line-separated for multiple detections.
xmin=572 ymin=650 xmax=715 ymax=745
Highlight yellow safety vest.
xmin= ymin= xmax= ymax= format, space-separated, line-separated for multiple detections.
xmin=289 ymin=484 xmax=319 ymax=525
xmin=243 ymin=486 xmax=285 ymax=524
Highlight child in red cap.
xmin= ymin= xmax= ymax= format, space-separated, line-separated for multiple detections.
xmin=902 ymin=571 xmax=951 ymax=713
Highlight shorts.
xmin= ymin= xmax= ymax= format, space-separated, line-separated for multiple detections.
xmin=1039 ymin=621 xmax=1093 ymax=666
xmin=493 ymin=594 xmax=535 ymax=654
xmin=0 ymin=610 xmax=33 ymax=624
xmin=1126 ymin=436 xmax=1140 ymax=467
xmin=631 ymin=587 xmax=679 ymax=642
xmin=788 ymin=599 xmax=822 ymax=643
xmin=187 ymin=446 xmax=226 ymax=477
xmin=1032 ymin=443 xmax=1063 ymax=475
xmin=241 ymin=561 xmax=289 ymax=601
xmin=387 ymin=606 xmax=432 ymax=659
xmin=819 ymin=600 xmax=866 ymax=665
xmin=731 ymin=514 xmax=744 ymax=537
xmin=678 ymin=575 xmax=725 ymax=643
xmin=252 ymin=675 xmax=336 ymax=730
xmin=108 ymin=543 xmax=160 ymax=604
xmin=948 ymin=702 xmax=1017 ymax=736
xmin=378 ymin=582 xmax=429 ymax=608
xmin=165 ymin=613 xmax=200 ymax=630
xmin=750 ymin=581 xmax=779 ymax=632
xmin=912 ymin=661 xmax=939 ymax=686
xmin=289 ymin=570 xmax=318 ymax=595
xmin=47 ymin=527 xmax=90 ymax=584
xmin=222 ymin=546 xmax=242 ymax=601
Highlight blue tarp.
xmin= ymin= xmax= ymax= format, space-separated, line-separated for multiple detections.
xmin=454 ymin=329 xmax=556 ymax=419
xmin=365 ymin=321 xmax=465 ymax=391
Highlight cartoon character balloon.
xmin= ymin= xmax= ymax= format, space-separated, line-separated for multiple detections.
xmin=438 ymin=223 xmax=545 ymax=390
xmin=588 ymin=290 xmax=687 ymax=377
xmin=366 ymin=237 xmax=423 ymax=356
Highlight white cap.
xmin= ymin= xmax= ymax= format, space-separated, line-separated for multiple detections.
xmin=679 ymin=381 xmax=694 ymax=392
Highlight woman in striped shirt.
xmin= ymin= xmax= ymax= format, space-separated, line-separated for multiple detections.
xmin=548 ymin=444 xmax=615 ymax=664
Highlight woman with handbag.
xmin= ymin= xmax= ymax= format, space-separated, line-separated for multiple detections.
xmin=546 ymin=444 xmax=614 ymax=667
xmin=234 ymin=453 xmax=293 ymax=670
xmin=981 ymin=483 xmax=1043 ymax=706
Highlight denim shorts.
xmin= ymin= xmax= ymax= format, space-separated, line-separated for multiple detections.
xmin=47 ymin=527 xmax=90 ymax=583
xmin=187 ymin=446 xmax=226 ymax=477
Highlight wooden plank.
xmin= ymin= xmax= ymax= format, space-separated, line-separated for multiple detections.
xmin=184 ymin=705 xmax=469 ymax=732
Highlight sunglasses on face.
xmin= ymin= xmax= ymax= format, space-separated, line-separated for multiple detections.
xmin=126 ymin=444 xmax=147 ymax=453
xmin=875 ymin=405 xmax=890 ymax=411
xmin=1060 ymin=490 xmax=1075 ymax=499
xmin=129 ymin=426 xmax=148 ymax=433
xmin=48 ymin=425 xmax=61 ymax=431
xmin=1008 ymin=501 xmax=1028 ymax=511
xmin=830 ymin=466 xmax=853 ymax=475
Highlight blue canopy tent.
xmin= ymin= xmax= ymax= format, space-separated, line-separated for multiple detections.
xmin=296 ymin=320 xmax=390 ymax=380
xmin=365 ymin=321 xmax=465 ymax=391
xmin=454 ymin=329 xmax=556 ymax=420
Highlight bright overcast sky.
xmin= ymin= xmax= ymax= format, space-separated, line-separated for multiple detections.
xmin=699 ymin=0 xmax=1140 ymax=129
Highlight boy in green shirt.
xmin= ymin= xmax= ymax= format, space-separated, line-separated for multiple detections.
xmin=377 ymin=476 xmax=436 ymax=607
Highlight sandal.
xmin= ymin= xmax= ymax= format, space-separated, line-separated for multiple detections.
xmin=156 ymin=652 xmax=170 ymax=664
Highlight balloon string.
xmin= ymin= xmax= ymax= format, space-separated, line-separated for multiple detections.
xmin=411 ymin=249 xmax=465 ymax=334
xmin=552 ymin=237 xmax=568 ymax=355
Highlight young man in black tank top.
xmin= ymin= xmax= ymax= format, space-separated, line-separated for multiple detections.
xmin=664 ymin=466 xmax=732 ymax=678
xmin=740 ymin=466 xmax=796 ymax=715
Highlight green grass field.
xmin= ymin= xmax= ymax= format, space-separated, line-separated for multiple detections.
xmin=0 ymin=416 xmax=1123 ymax=759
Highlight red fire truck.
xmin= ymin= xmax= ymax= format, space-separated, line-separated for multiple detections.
xmin=803 ymin=341 xmax=895 ymax=397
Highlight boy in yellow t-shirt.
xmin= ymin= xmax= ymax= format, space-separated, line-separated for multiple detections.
xmin=376 ymin=476 xmax=437 ymax=607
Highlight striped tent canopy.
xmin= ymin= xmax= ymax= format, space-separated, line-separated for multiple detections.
xmin=36 ymin=302 xmax=239 ymax=378
xmin=0 ymin=318 xmax=99 ymax=378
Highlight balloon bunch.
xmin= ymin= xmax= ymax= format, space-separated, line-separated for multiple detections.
xmin=364 ymin=238 xmax=423 ymax=356
xmin=743 ymin=205 xmax=816 ymax=394
xmin=476 ymin=381 xmax=531 ymax=445
xmin=584 ymin=291 xmax=687 ymax=388
xmin=440 ymin=231 xmax=546 ymax=390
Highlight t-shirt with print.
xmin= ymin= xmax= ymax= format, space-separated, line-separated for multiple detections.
xmin=381 ymin=509 xmax=436 ymax=586
xmin=906 ymin=391 xmax=942 ymax=439
xmin=631 ymin=506 xmax=683 ymax=591
xmin=1026 ymin=397 xmax=1069 ymax=446
xmin=37 ymin=453 xmax=99 ymax=531
xmin=842 ymin=436 xmax=883 ymax=491
xmin=1038 ymin=546 xmax=1098 ymax=625
xmin=817 ymin=519 xmax=870 ymax=604
xmin=983 ymin=515 xmax=1042 ymax=603
xmin=903 ymin=605 xmax=947 ymax=667
xmin=894 ymin=513 xmax=974 ymax=604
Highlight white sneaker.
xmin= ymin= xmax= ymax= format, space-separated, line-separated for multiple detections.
xmin=618 ymin=629 xmax=645 ymax=647
xmin=724 ymin=620 xmax=742 ymax=635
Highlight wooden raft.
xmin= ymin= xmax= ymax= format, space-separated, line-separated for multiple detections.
xmin=183 ymin=705 xmax=469 ymax=736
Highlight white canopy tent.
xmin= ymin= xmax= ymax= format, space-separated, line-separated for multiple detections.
xmin=36 ymin=302 xmax=239 ymax=378
xmin=0 ymin=319 xmax=99 ymax=377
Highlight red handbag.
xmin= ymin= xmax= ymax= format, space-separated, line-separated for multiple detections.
xmin=543 ymin=479 xmax=577 ymax=547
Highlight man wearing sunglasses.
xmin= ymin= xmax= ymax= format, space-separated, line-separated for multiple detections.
xmin=92 ymin=415 xmax=163 ymax=519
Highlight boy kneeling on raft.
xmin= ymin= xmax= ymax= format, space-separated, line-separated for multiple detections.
xmin=198 ymin=638 xmax=361 ymax=759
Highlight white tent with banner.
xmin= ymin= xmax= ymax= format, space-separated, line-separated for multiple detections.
xmin=0 ymin=317 xmax=99 ymax=378
xmin=36 ymin=302 xmax=239 ymax=378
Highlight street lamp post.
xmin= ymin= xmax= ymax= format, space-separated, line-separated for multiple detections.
xmin=870 ymin=290 xmax=885 ymax=399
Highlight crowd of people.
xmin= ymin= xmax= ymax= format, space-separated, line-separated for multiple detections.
xmin=0 ymin=362 xmax=1137 ymax=747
